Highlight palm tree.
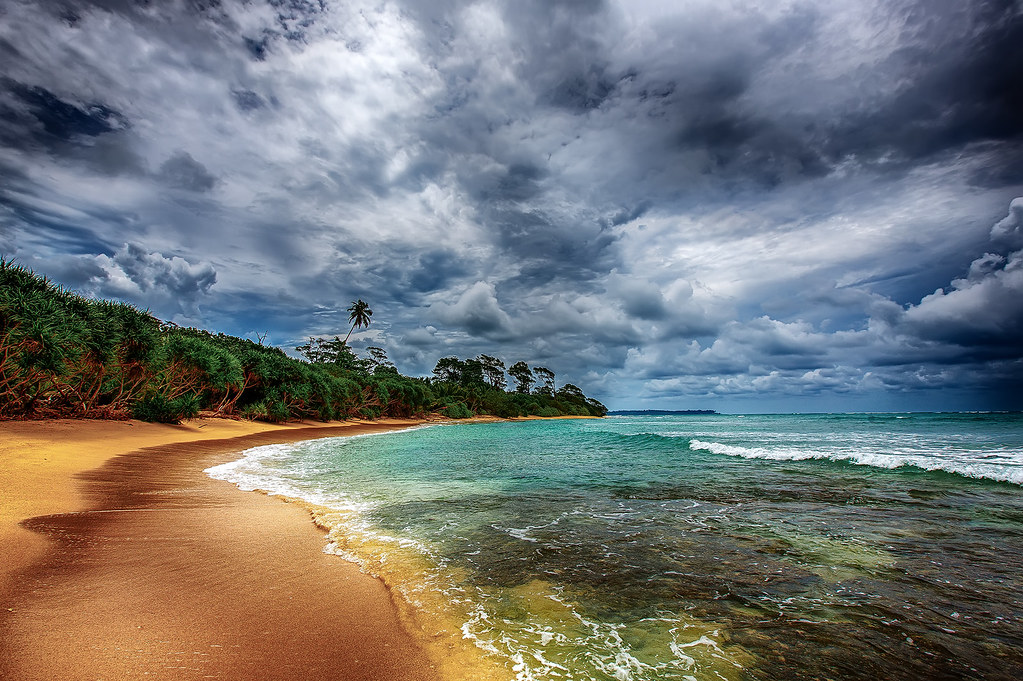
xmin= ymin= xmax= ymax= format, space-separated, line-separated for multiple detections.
xmin=343 ymin=299 xmax=372 ymax=345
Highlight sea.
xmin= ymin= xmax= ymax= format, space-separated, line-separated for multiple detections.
xmin=206 ymin=413 xmax=1023 ymax=681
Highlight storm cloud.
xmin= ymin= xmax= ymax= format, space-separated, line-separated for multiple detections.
xmin=1 ymin=0 xmax=1020 ymax=411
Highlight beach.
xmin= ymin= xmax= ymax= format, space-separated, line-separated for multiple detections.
xmin=0 ymin=417 xmax=448 ymax=681
xmin=4 ymin=413 xmax=1021 ymax=681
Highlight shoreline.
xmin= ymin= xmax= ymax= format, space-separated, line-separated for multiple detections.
xmin=0 ymin=416 xmax=457 ymax=680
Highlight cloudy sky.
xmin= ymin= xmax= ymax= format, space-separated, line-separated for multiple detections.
xmin=1 ymin=0 xmax=1021 ymax=412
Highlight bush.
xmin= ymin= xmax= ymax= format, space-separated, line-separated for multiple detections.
xmin=442 ymin=401 xmax=472 ymax=419
xmin=240 ymin=400 xmax=270 ymax=421
xmin=491 ymin=400 xmax=521 ymax=419
xmin=132 ymin=393 xmax=200 ymax=423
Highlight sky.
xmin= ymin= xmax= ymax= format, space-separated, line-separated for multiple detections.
xmin=1 ymin=0 xmax=1021 ymax=413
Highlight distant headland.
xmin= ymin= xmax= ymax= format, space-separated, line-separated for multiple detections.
xmin=609 ymin=409 xmax=718 ymax=416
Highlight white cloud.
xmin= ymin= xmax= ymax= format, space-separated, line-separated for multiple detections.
xmin=991 ymin=197 xmax=1023 ymax=248
xmin=901 ymin=249 xmax=1023 ymax=342
xmin=431 ymin=281 xmax=513 ymax=338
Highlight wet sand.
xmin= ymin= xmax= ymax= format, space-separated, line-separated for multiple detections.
xmin=0 ymin=418 xmax=444 ymax=681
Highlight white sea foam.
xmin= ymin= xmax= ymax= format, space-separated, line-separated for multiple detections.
xmin=205 ymin=425 xmax=431 ymax=506
xmin=688 ymin=439 xmax=1023 ymax=485
xmin=454 ymin=584 xmax=742 ymax=681
xmin=206 ymin=443 xmax=312 ymax=495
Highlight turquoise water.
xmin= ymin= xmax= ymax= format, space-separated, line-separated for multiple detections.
xmin=208 ymin=413 xmax=1023 ymax=680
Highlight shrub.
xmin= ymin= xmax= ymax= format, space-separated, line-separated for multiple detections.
xmin=442 ymin=401 xmax=472 ymax=419
xmin=132 ymin=393 xmax=201 ymax=423
xmin=491 ymin=400 xmax=520 ymax=419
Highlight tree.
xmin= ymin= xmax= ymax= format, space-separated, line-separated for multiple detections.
xmin=296 ymin=336 xmax=359 ymax=370
xmin=461 ymin=358 xmax=486 ymax=387
xmin=432 ymin=356 xmax=465 ymax=383
xmin=365 ymin=346 xmax=396 ymax=374
xmin=586 ymin=397 xmax=609 ymax=417
xmin=477 ymin=354 xmax=507 ymax=390
xmin=556 ymin=383 xmax=585 ymax=400
xmin=343 ymin=299 xmax=372 ymax=344
xmin=533 ymin=366 xmax=555 ymax=395
xmin=508 ymin=361 xmax=534 ymax=394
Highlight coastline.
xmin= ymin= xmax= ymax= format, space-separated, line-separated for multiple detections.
xmin=0 ymin=416 xmax=453 ymax=680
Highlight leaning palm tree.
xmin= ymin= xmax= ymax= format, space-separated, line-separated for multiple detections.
xmin=343 ymin=299 xmax=372 ymax=344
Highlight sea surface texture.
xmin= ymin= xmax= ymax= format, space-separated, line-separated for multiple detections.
xmin=207 ymin=413 xmax=1023 ymax=680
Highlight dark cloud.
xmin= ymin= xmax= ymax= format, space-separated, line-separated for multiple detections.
xmin=842 ymin=198 xmax=1023 ymax=368
xmin=407 ymin=249 xmax=471 ymax=293
xmin=0 ymin=78 xmax=129 ymax=153
xmin=157 ymin=152 xmax=217 ymax=192
xmin=497 ymin=0 xmax=614 ymax=109
xmin=474 ymin=163 xmax=548 ymax=203
xmin=544 ymin=67 xmax=616 ymax=113
xmin=1 ymin=0 xmax=1021 ymax=410
xmin=231 ymin=89 xmax=266 ymax=111
xmin=243 ymin=35 xmax=271 ymax=61
xmin=0 ymin=184 xmax=123 ymax=255
xmin=611 ymin=277 xmax=668 ymax=321
xmin=969 ymin=144 xmax=1023 ymax=188
xmin=487 ymin=208 xmax=619 ymax=287
xmin=822 ymin=1 xmax=1023 ymax=166
xmin=110 ymin=242 xmax=217 ymax=297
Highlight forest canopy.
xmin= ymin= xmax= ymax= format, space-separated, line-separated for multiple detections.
xmin=0 ymin=259 xmax=605 ymax=422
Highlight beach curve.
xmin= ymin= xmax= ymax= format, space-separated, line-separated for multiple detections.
xmin=0 ymin=417 xmax=464 ymax=681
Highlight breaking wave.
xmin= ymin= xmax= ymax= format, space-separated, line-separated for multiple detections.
xmin=688 ymin=439 xmax=1023 ymax=486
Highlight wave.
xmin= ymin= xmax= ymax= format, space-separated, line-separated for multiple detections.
xmin=688 ymin=439 xmax=1023 ymax=486
xmin=208 ymin=436 xmax=744 ymax=681
xmin=205 ymin=442 xmax=374 ymax=514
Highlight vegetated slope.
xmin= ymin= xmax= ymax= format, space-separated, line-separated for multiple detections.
xmin=0 ymin=259 xmax=605 ymax=422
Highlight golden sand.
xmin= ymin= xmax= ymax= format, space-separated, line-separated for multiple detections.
xmin=0 ymin=417 xmax=447 ymax=681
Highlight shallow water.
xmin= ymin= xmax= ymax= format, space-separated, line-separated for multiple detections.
xmin=208 ymin=413 xmax=1023 ymax=680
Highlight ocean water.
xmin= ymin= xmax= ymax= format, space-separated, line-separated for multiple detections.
xmin=207 ymin=413 xmax=1023 ymax=680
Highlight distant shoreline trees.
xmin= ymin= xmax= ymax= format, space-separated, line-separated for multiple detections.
xmin=0 ymin=260 xmax=605 ymax=422
xmin=429 ymin=355 xmax=606 ymax=419
xmin=508 ymin=361 xmax=534 ymax=394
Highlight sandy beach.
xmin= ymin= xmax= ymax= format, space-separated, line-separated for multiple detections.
xmin=0 ymin=417 xmax=447 ymax=681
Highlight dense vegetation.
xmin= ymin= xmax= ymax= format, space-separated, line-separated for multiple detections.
xmin=0 ymin=259 xmax=606 ymax=423
xmin=428 ymin=354 xmax=606 ymax=419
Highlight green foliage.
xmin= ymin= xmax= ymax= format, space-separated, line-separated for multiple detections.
xmin=132 ymin=393 xmax=201 ymax=423
xmin=365 ymin=346 xmax=395 ymax=374
xmin=508 ymin=361 xmax=534 ymax=394
xmin=441 ymin=401 xmax=472 ymax=419
xmin=429 ymin=356 xmax=605 ymax=419
xmin=343 ymin=299 xmax=372 ymax=344
xmin=533 ymin=366 xmax=555 ymax=394
xmin=461 ymin=358 xmax=486 ymax=388
xmin=295 ymin=336 xmax=364 ymax=372
xmin=478 ymin=354 xmax=507 ymax=390
xmin=432 ymin=356 xmax=465 ymax=383
xmin=0 ymin=260 xmax=605 ymax=423
xmin=0 ymin=258 xmax=169 ymax=418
